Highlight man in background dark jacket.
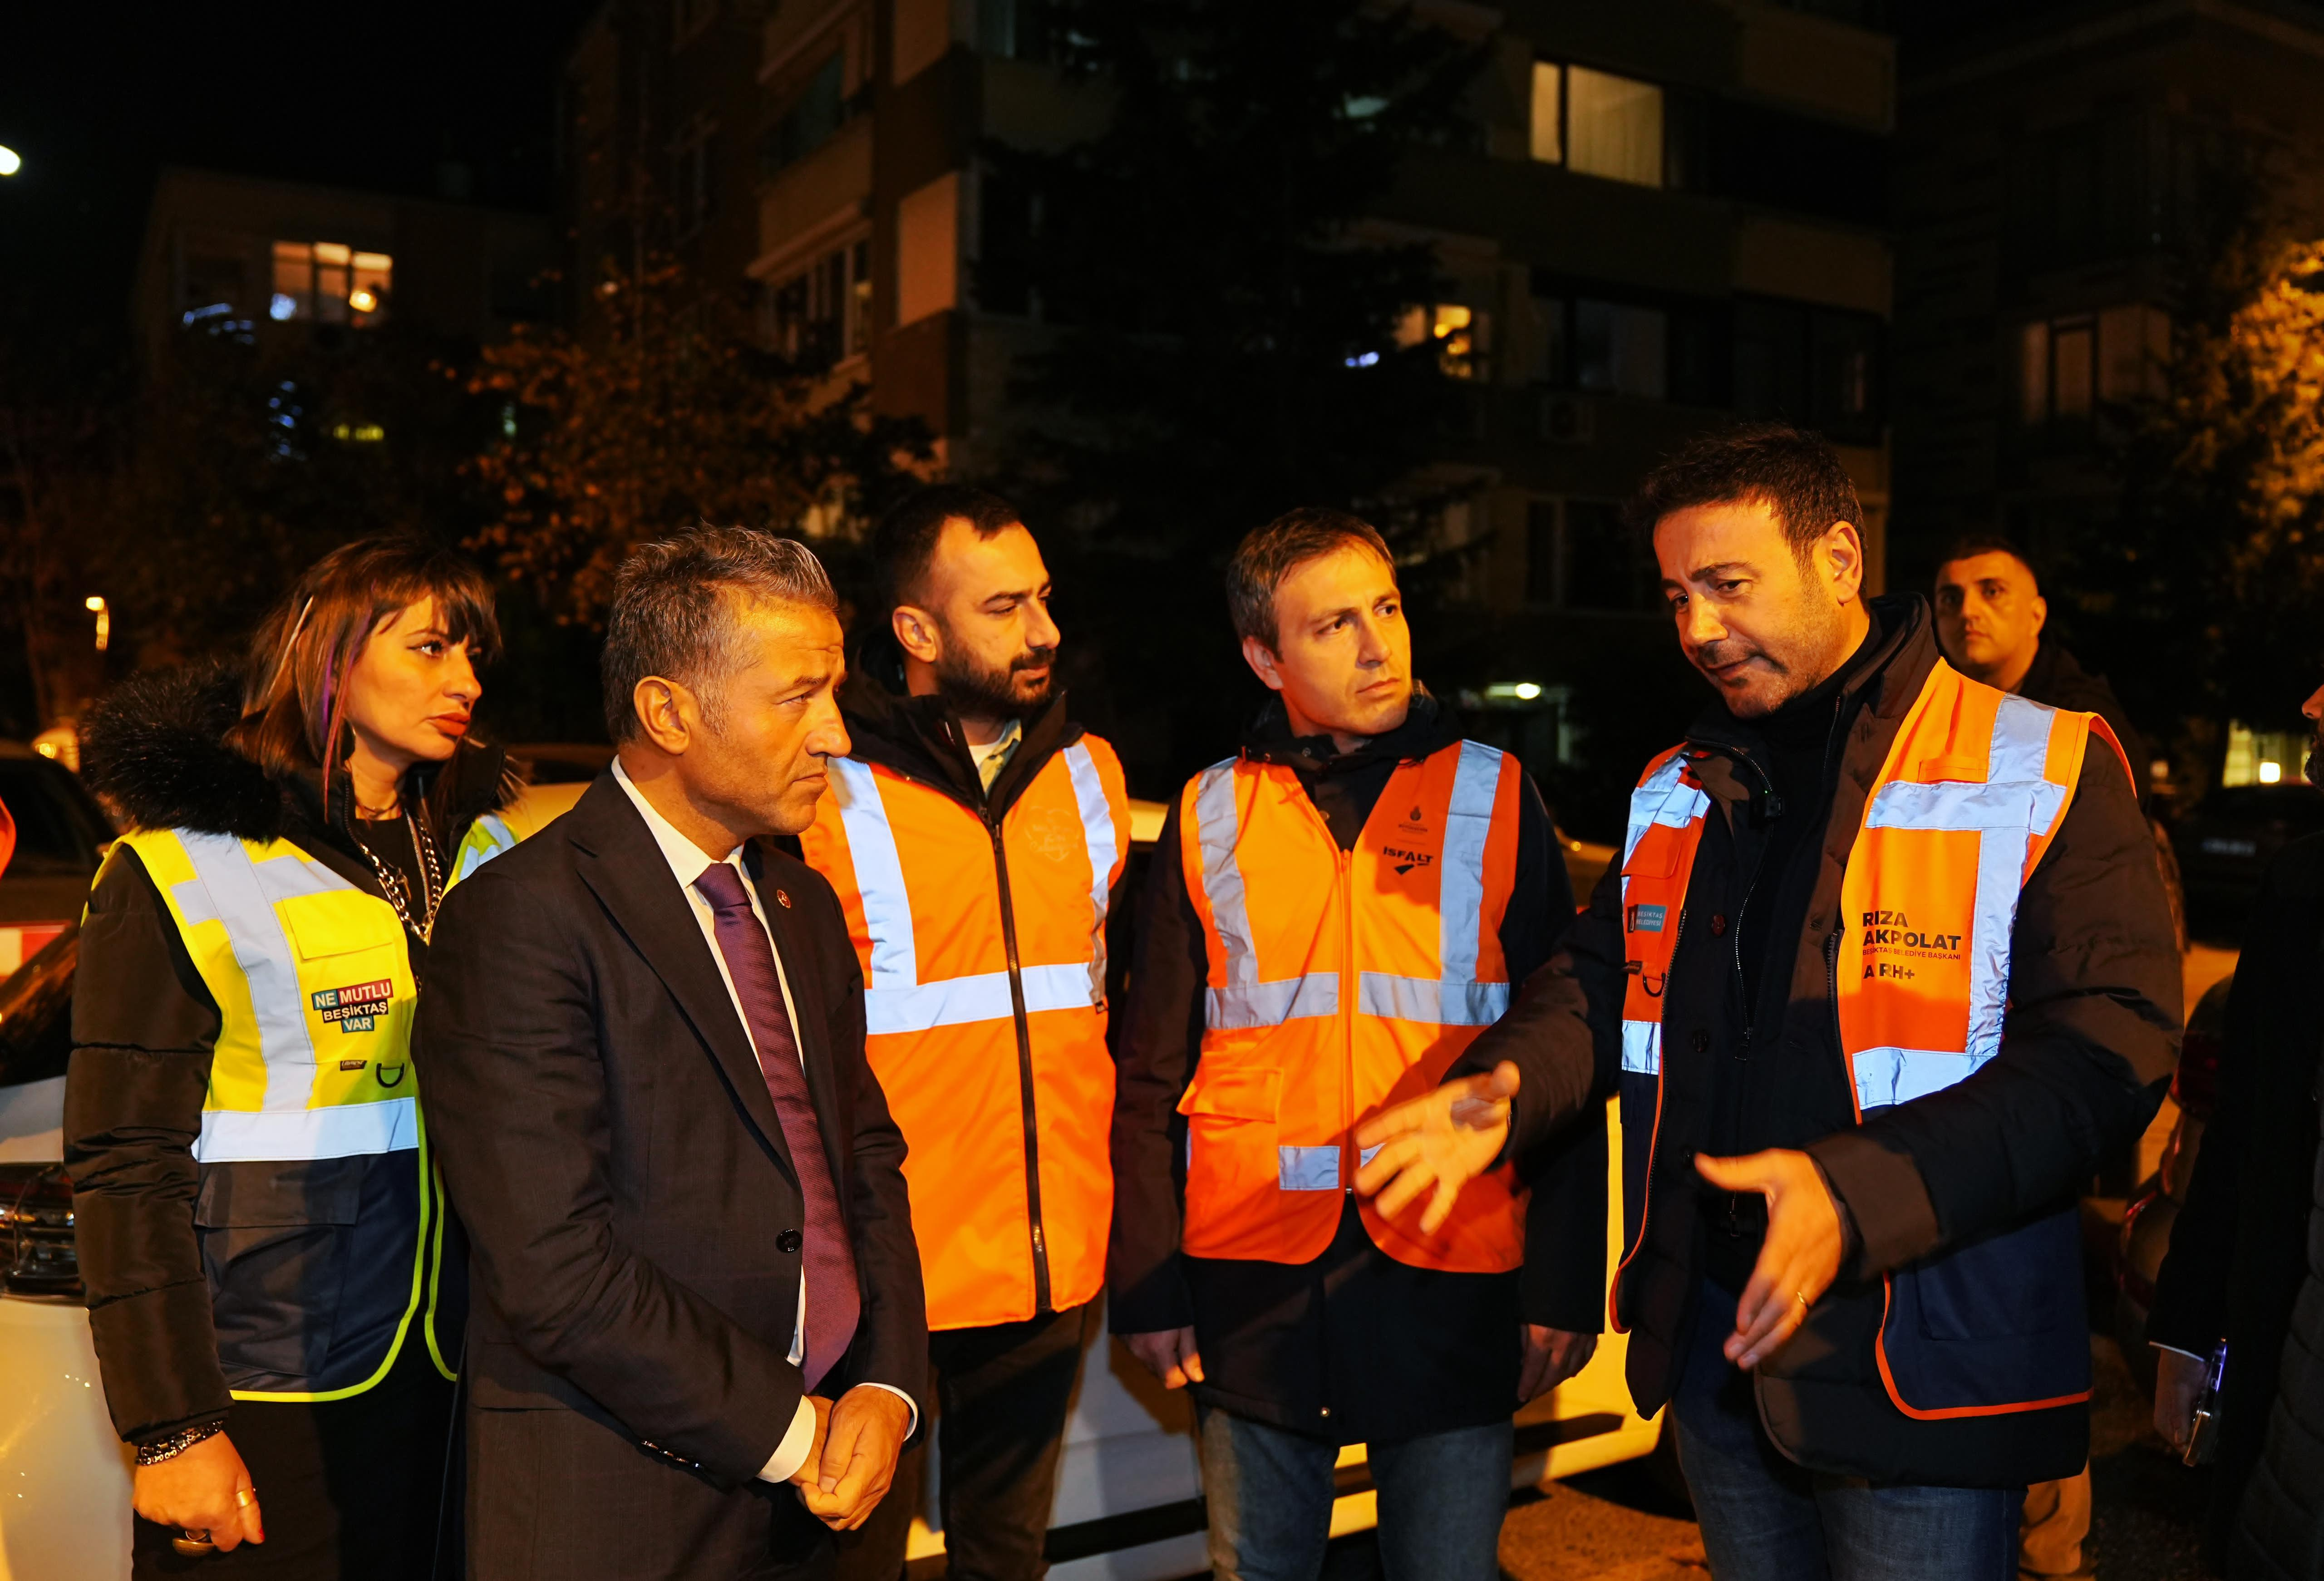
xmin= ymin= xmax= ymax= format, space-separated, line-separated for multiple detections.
xmin=2148 ymin=678 xmax=2324 ymax=1578
xmin=1934 ymin=535 xmax=2149 ymax=803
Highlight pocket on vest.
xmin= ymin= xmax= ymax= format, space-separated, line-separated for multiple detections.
xmin=1880 ymin=1206 xmax=2090 ymax=1414
xmin=195 ymin=1154 xmax=413 ymax=1391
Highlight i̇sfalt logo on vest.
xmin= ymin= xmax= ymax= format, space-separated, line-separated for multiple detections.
xmin=311 ymin=978 xmax=394 ymax=1032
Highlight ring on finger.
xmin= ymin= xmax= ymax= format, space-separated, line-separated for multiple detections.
xmin=235 ymin=1487 xmax=257 ymax=1509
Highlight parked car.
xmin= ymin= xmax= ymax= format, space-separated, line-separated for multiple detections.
xmin=0 ymin=741 xmax=116 ymax=973
xmin=0 ymin=787 xmax=1663 ymax=1581
xmin=2173 ymin=782 xmax=2324 ymax=939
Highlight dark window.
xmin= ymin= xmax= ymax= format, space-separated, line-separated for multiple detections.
xmin=1710 ymin=102 xmax=1886 ymax=227
xmin=770 ymin=241 xmax=870 ymax=368
xmin=1563 ymin=500 xmax=1653 ymax=612
xmin=760 ymin=54 xmax=846 ymax=181
xmin=978 ymin=173 xmax=1039 ymax=317
xmin=980 ymin=0 xmax=1049 ymax=60
xmin=1526 ymin=501 xmax=1560 ymax=604
xmin=674 ymin=125 xmax=715 ymax=237
xmin=1734 ymin=298 xmax=1882 ymax=443
xmin=1574 ymin=300 xmax=1667 ymax=398
xmin=182 ymin=253 xmax=248 ymax=318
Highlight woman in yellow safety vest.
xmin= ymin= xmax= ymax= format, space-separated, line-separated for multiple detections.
xmin=66 ymin=537 xmax=530 ymax=1579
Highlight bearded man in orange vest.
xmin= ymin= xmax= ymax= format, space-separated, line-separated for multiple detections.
xmin=1111 ymin=508 xmax=1604 ymax=1581
xmin=801 ymin=486 xmax=1131 ymax=1581
xmin=1356 ymin=425 xmax=2183 ymax=1581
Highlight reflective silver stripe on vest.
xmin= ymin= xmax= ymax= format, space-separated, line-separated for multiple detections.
xmin=450 ymin=812 xmax=518 ymax=884
xmin=1436 ymin=741 xmax=1502 ymax=986
xmin=1278 ymin=1144 xmax=1339 ymax=1191
xmin=1208 ymin=973 xmax=1340 ymax=1030
xmin=1624 ymin=751 xmax=1712 ymax=867
xmin=829 ymin=757 xmax=918 ymax=992
xmin=836 ymin=754 xmax=1114 ymax=1035
xmin=1620 ymin=1020 xmax=1661 ymax=1076
xmin=864 ymin=962 xmax=1098 ymax=1036
xmin=1061 ymin=742 xmax=1122 ymax=1007
xmin=1357 ymin=974 xmax=1509 ymax=1026
xmin=1852 ymin=693 xmax=2065 ymax=1110
xmin=1196 ymin=749 xmax=1510 ymax=1030
xmin=168 ymin=830 xmax=417 ymax=1164
xmin=1193 ymin=758 xmax=1339 ymax=1029
xmin=1617 ymin=754 xmax=1705 ymax=1081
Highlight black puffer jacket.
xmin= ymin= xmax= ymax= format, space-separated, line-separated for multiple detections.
xmin=1457 ymin=598 xmax=2182 ymax=1486
xmin=2149 ymin=834 xmax=2324 ymax=1576
xmin=65 ymin=663 xmax=516 ymax=1444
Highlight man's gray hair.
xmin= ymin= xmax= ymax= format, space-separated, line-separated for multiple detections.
xmin=601 ymin=526 xmax=838 ymax=742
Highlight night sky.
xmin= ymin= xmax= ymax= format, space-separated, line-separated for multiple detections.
xmin=0 ymin=2 xmax=597 ymax=363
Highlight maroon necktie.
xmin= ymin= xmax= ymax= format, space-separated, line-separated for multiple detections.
xmin=693 ymin=862 xmax=861 ymax=1392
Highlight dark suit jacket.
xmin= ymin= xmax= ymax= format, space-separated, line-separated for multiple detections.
xmin=418 ymin=776 xmax=926 ymax=1516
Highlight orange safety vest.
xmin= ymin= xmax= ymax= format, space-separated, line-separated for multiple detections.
xmin=799 ymin=738 xmax=1129 ymax=1331
xmin=1177 ymin=738 xmax=1527 ymax=1272
xmin=1611 ymin=661 xmax=2122 ymax=1419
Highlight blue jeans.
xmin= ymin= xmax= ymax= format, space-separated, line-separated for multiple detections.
xmin=1670 ymin=1281 xmax=2025 ymax=1581
xmin=1196 ymin=1406 xmax=1512 ymax=1581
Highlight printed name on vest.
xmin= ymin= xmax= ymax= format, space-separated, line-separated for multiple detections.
xmin=312 ymin=977 xmax=394 ymax=1031
xmin=1858 ymin=908 xmax=1963 ymax=980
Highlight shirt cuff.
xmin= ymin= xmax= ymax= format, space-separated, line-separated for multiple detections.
xmin=857 ymin=1380 xmax=921 ymax=1440
xmin=756 ymin=1397 xmax=819 ymax=1484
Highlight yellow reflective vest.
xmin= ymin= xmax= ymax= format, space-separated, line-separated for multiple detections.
xmin=117 ymin=808 xmax=522 ymax=1401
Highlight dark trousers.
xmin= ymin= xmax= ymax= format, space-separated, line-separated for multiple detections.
xmin=465 ymin=1401 xmax=835 ymax=1581
xmin=133 ymin=1337 xmax=456 ymax=1581
xmin=837 ymin=1302 xmax=1093 ymax=1581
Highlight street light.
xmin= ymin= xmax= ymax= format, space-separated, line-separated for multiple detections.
xmin=0 ymin=147 xmax=20 ymax=177
xmin=85 ymin=595 xmax=108 ymax=653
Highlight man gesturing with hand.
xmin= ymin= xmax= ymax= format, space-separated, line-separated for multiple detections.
xmin=1110 ymin=510 xmax=1600 ymax=1581
xmin=1359 ymin=426 xmax=2181 ymax=1581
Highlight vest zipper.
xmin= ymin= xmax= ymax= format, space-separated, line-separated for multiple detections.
xmin=987 ymin=811 xmax=1053 ymax=1315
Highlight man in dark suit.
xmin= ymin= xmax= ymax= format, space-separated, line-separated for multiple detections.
xmin=421 ymin=527 xmax=927 ymax=1580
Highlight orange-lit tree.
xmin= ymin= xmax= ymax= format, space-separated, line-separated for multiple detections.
xmin=468 ymin=257 xmax=930 ymax=622
xmin=2098 ymin=225 xmax=2324 ymax=768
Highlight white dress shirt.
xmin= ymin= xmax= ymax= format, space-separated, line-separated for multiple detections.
xmin=611 ymin=761 xmax=916 ymax=1485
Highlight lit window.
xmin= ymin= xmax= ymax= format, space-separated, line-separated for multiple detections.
xmin=1394 ymin=304 xmax=1490 ymax=379
xmin=271 ymin=241 xmax=390 ymax=324
xmin=1528 ymin=63 xmax=1562 ymax=164
xmin=1567 ymin=68 xmax=1664 ymax=187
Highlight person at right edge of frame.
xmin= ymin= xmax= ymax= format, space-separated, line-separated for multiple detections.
xmin=1353 ymin=424 xmax=2183 ymax=1581
xmin=804 ymin=485 xmax=1131 ymax=1581
xmin=1110 ymin=508 xmax=1605 ymax=1581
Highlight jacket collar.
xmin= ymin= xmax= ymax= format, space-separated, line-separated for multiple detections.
xmin=1679 ymin=595 xmax=1937 ymax=812
xmin=835 ymin=665 xmax=1082 ymax=821
xmin=1238 ymin=687 xmax=1461 ymax=777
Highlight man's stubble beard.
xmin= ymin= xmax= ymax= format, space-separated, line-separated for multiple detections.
xmin=934 ymin=644 xmax=1056 ymax=724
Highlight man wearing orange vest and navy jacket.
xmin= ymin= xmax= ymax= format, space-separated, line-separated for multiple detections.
xmin=1355 ymin=426 xmax=2182 ymax=1580
xmin=800 ymin=486 xmax=1130 ymax=1581
xmin=1111 ymin=508 xmax=1604 ymax=1581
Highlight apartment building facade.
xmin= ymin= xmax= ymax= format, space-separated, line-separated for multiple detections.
xmin=561 ymin=0 xmax=1895 ymax=820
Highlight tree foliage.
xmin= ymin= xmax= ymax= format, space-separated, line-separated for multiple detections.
xmin=468 ymin=257 xmax=931 ymax=621
xmin=979 ymin=0 xmax=1484 ymax=785
xmin=2087 ymin=188 xmax=2324 ymax=769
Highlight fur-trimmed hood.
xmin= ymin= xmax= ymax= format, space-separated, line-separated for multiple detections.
xmin=80 ymin=660 xmax=519 ymax=846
